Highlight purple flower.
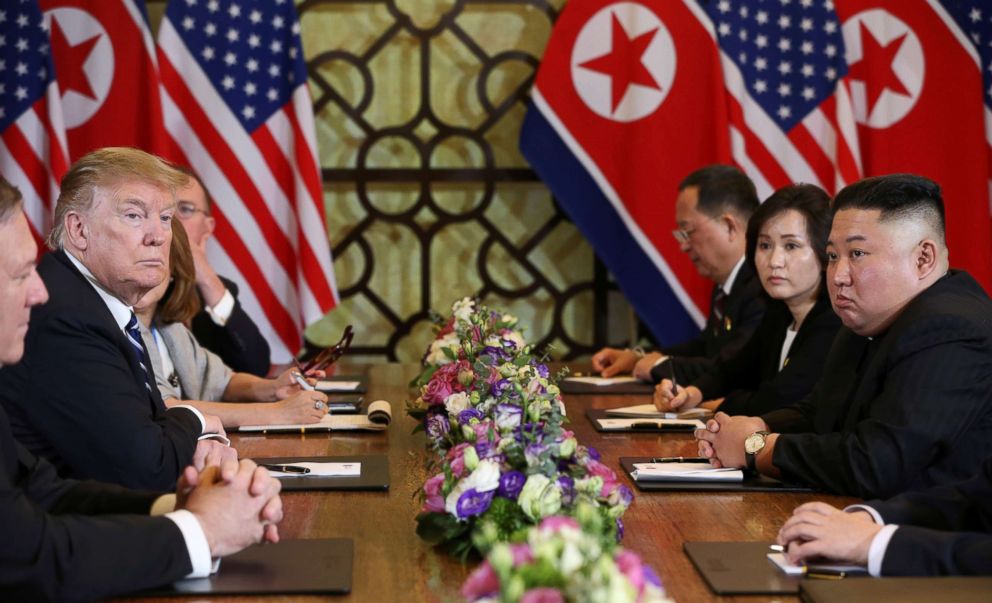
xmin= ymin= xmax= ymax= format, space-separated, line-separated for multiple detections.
xmin=492 ymin=378 xmax=512 ymax=397
xmin=425 ymin=408 xmax=450 ymax=441
xmin=586 ymin=446 xmax=601 ymax=461
xmin=532 ymin=362 xmax=549 ymax=378
xmin=525 ymin=442 xmax=547 ymax=466
xmin=615 ymin=484 xmax=634 ymax=508
xmin=475 ymin=439 xmax=494 ymax=459
xmin=643 ymin=562 xmax=662 ymax=588
xmin=495 ymin=404 xmax=522 ymax=430
xmin=498 ymin=470 xmax=526 ymax=499
xmin=557 ymin=475 xmax=575 ymax=505
xmin=616 ymin=517 xmax=625 ymax=542
xmin=457 ymin=408 xmax=483 ymax=426
xmin=455 ymin=488 xmax=495 ymax=519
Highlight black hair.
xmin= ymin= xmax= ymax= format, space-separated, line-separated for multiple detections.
xmin=832 ymin=174 xmax=945 ymax=245
xmin=679 ymin=164 xmax=759 ymax=221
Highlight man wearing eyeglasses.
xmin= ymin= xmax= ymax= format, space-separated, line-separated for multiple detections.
xmin=173 ymin=170 xmax=271 ymax=377
xmin=593 ymin=164 xmax=766 ymax=385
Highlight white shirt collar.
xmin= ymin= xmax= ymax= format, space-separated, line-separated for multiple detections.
xmin=721 ymin=256 xmax=746 ymax=296
xmin=63 ymin=250 xmax=134 ymax=331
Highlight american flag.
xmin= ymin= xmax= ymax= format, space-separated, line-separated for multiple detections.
xmin=702 ymin=0 xmax=860 ymax=198
xmin=157 ymin=0 xmax=337 ymax=362
xmin=0 ymin=0 xmax=68 ymax=244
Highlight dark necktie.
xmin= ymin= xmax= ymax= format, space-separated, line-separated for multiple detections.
xmin=124 ymin=312 xmax=153 ymax=395
xmin=711 ymin=288 xmax=727 ymax=336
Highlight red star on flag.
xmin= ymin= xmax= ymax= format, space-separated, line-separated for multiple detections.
xmin=847 ymin=22 xmax=911 ymax=115
xmin=50 ymin=16 xmax=101 ymax=100
xmin=579 ymin=12 xmax=661 ymax=113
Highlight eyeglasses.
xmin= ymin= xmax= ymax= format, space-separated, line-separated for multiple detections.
xmin=671 ymin=227 xmax=697 ymax=244
xmin=297 ymin=325 xmax=354 ymax=373
xmin=176 ymin=202 xmax=210 ymax=219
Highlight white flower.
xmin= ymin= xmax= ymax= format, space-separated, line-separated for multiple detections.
xmin=452 ymin=297 xmax=476 ymax=322
xmin=425 ymin=332 xmax=460 ymax=365
xmin=444 ymin=460 xmax=501 ymax=515
xmin=444 ymin=392 xmax=471 ymax=416
xmin=516 ymin=474 xmax=563 ymax=521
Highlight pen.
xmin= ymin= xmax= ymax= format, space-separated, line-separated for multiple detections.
xmin=667 ymin=360 xmax=678 ymax=397
xmin=260 ymin=464 xmax=311 ymax=474
xmin=291 ymin=371 xmax=316 ymax=391
xmin=650 ymin=456 xmax=709 ymax=463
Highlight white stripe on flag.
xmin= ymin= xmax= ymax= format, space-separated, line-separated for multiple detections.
xmin=834 ymin=82 xmax=862 ymax=178
xmin=729 ymin=126 xmax=774 ymax=201
xmin=0 ymin=137 xmax=49 ymax=237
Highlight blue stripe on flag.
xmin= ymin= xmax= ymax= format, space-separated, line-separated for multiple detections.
xmin=520 ymin=105 xmax=700 ymax=347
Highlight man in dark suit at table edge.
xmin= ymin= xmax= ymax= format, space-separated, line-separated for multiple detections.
xmin=592 ymin=164 xmax=766 ymax=385
xmin=0 ymin=176 xmax=284 ymax=602
xmin=174 ymin=167 xmax=271 ymax=376
xmin=697 ymin=174 xmax=992 ymax=499
xmin=775 ymin=455 xmax=992 ymax=576
xmin=0 ymin=149 xmax=234 ymax=490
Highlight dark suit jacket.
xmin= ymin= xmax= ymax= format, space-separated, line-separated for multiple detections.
xmin=191 ymin=276 xmax=270 ymax=376
xmin=0 ymin=403 xmax=191 ymax=602
xmin=867 ymin=455 xmax=992 ymax=576
xmin=0 ymin=251 xmax=203 ymax=490
xmin=650 ymin=260 xmax=766 ymax=384
xmin=692 ymin=290 xmax=840 ymax=416
xmin=763 ymin=271 xmax=992 ymax=498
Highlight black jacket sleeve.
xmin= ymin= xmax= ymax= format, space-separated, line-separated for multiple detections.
xmin=191 ymin=277 xmax=271 ymax=376
xmin=1 ymin=438 xmax=192 ymax=602
xmin=866 ymin=457 xmax=992 ymax=576
xmin=770 ymin=314 xmax=992 ymax=498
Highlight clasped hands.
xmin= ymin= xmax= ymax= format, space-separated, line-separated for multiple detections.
xmin=692 ymin=412 xmax=768 ymax=468
xmin=177 ymin=459 xmax=284 ymax=558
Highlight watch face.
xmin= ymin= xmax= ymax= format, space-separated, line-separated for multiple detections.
xmin=744 ymin=433 xmax=765 ymax=455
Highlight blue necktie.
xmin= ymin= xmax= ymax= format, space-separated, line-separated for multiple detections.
xmin=124 ymin=312 xmax=153 ymax=394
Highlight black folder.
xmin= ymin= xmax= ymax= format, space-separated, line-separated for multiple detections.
xmin=621 ymin=457 xmax=815 ymax=492
xmin=316 ymin=375 xmax=368 ymax=394
xmin=252 ymin=454 xmax=389 ymax=491
xmin=684 ymin=541 xmax=804 ymax=595
xmin=586 ymin=409 xmax=700 ymax=433
xmin=800 ymin=578 xmax=992 ymax=603
xmin=560 ymin=377 xmax=655 ymax=395
xmin=140 ymin=538 xmax=353 ymax=596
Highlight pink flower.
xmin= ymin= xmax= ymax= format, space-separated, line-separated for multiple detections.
xmin=421 ymin=495 xmax=445 ymax=513
xmin=538 ymin=516 xmax=580 ymax=534
xmin=520 ymin=588 xmax=564 ymax=603
xmin=423 ymin=473 xmax=445 ymax=497
xmin=421 ymin=473 xmax=446 ymax=513
xmin=447 ymin=443 xmax=471 ymax=477
xmin=615 ymin=550 xmax=645 ymax=593
xmin=585 ymin=459 xmax=619 ymax=496
xmin=422 ymin=377 xmax=453 ymax=405
xmin=461 ymin=561 xmax=499 ymax=601
xmin=509 ymin=543 xmax=534 ymax=566
xmin=437 ymin=318 xmax=455 ymax=337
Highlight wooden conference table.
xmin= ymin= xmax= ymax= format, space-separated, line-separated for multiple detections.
xmin=119 ymin=363 xmax=856 ymax=603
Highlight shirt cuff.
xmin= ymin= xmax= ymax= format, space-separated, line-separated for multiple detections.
xmin=171 ymin=404 xmax=207 ymax=433
xmin=150 ymin=494 xmax=177 ymax=516
xmin=205 ymin=289 xmax=235 ymax=326
xmin=866 ymin=524 xmax=899 ymax=577
xmin=844 ymin=504 xmax=884 ymax=525
xmin=165 ymin=509 xmax=217 ymax=578
xmin=651 ymin=356 xmax=669 ymax=369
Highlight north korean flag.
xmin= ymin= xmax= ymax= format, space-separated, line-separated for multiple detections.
xmin=41 ymin=0 xmax=174 ymax=160
xmin=521 ymin=1 xmax=732 ymax=346
xmin=836 ymin=0 xmax=992 ymax=289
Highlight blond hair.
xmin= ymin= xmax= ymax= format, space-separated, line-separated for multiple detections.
xmin=0 ymin=177 xmax=23 ymax=226
xmin=47 ymin=147 xmax=189 ymax=250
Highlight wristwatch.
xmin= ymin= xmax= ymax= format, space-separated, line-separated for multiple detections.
xmin=744 ymin=430 xmax=771 ymax=471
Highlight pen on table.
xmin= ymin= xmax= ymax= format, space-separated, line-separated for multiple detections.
xmin=650 ymin=456 xmax=709 ymax=463
xmin=806 ymin=567 xmax=856 ymax=579
xmin=291 ymin=371 xmax=316 ymax=391
xmin=260 ymin=464 xmax=311 ymax=474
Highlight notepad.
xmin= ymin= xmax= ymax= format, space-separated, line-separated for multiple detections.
xmin=239 ymin=400 xmax=392 ymax=432
xmin=606 ymin=404 xmax=714 ymax=420
xmin=563 ymin=376 xmax=642 ymax=386
xmin=268 ymin=462 xmax=361 ymax=477
xmin=596 ymin=417 xmax=705 ymax=431
xmin=316 ymin=380 xmax=363 ymax=392
xmin=631 ymin=462 xmax=743 ymax=482
xmin=767 ymin=552 xmax=866 ymax=577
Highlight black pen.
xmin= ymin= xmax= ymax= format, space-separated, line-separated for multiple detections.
xmin=260 ymin=464 xmax=311 ymax=474
xmin=667 ymin=360 xmax=678 ymax=397
xmin=650 ymin=456 xmax=709 ymax=463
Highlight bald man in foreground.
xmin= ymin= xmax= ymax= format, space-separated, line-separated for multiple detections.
xmin=696 ymin=174 xmax=992 ymax=499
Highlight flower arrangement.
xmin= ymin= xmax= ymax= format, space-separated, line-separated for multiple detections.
xmin=415 ymin=415 xmax=632 ymax=558
xmin=461 ymin=512 xmax=672 ymax=603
